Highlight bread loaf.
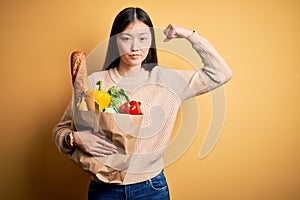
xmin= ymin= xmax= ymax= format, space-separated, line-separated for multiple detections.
xmin=70 ymin=51 xmax=88 ymax=110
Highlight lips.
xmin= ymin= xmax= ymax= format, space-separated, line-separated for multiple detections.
xmin=129 ymin=53 xmax=141 ymax=56
xmin=128 ymin=54 xmax=141 ymax=59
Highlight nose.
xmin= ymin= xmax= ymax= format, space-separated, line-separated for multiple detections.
xmin=130 ymin=39 xmax=139 ymax=52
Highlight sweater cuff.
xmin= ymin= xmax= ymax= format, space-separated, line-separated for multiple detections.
xmin=53 ymin=128 xmax=75 ymax=154
xmin=187 ymin=31 xmax=201 ymax=44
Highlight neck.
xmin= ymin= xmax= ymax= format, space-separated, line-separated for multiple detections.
xmin=117 ymin=63 xmax=142 ymax=76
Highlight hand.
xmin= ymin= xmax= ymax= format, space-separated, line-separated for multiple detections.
xmin=73 ymin=130 xmax=118 ymax=157
xmin=163 ymin=23 xmax=194 ymax=42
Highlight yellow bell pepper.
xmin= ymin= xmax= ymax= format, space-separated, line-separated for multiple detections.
xmin=85 ymin=81 xmax=111 ymax=111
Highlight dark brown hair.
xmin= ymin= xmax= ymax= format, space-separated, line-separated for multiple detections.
xmin=103 ymin=7 xmax=158 ymax=71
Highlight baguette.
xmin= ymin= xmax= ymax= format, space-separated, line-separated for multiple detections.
xmin=70 ymin=51 xmax=88 ymax=111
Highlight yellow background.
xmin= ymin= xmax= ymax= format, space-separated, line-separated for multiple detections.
xmin=0 ymin=0 xmax=299 ymax=199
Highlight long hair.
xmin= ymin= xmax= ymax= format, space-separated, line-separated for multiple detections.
xmin=103 ymin=7 xmax=158 ymax=71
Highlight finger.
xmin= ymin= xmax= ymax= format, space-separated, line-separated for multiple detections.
xmin=163 ymin=32 xmax=176 ymax=42
xmin=163 ymin=37 xmax=171 ymax=42
xmin=92 ymin=132 xmax=116 ymax=147
xmin=163 ymin=27 xmax=173 ymax=42
xmin=97 ymin=148 xmax=115 ymax=155
xmin=97 ymin=143 xmax=118 ymax=153
xmin=163 ymin=28 xmax=168 ymax=35
xmin=96 ymin=138 xmax=117 ymax=150
xmin=163 ymin=24 xmax=171 ymax=32
xmin=163 ymin=24 xmax=173 ymax=36
xmin=166 ymin=23 xmax=174 ymax=31
xmin=96 ymin=133 xmax=106 ymax=139
xmin=92 ymin=148 xmax=116 ymax=156
xmin=84 ymin=149 xmax=91 ymax=155
xmin=94 ymin=131 xmax=114 ymax=141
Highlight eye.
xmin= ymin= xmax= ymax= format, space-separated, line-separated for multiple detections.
xmin=140 ymin=37 xmax=147 ymax=41
xmin=121 ymin=36 xmax=131 ymax=41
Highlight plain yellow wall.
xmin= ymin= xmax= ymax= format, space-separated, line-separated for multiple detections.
xmin=1 ymin=0 xmax=299 ymax=199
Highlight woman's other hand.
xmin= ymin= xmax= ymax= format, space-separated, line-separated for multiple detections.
xmin=73 ymin=130 xmax=118 ymax=157
xmin=163 ymin=23 xmax=194 ymax=42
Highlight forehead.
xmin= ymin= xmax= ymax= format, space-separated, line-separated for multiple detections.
xmin=122 ymin=20 xmax=151 ymax=35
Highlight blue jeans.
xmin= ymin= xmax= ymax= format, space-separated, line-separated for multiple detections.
xmin=88 ymin=171 xmax=170 ymax=200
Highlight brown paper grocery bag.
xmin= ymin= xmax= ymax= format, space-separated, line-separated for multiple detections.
xmin=69 ymin=110 xmax=143 ymax=184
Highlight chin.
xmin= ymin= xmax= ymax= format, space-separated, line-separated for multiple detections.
xmin=127 ymin=60 xmax=143 ymax=67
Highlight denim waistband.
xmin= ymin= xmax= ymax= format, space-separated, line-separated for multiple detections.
xmin=88 ymin=170 xmax=169 ymax=200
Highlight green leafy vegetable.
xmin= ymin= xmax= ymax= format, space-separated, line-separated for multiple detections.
xmin=102 ymin=106 xmax=118 ymax=113
xmin=106 ymin=86 xmax=130 ymax=112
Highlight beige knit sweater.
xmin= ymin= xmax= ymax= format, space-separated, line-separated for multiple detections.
xmin=52 ymin=32 xmax=232 ymax=184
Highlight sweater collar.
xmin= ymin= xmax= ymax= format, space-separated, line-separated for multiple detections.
xmin=108 ymin=67 xmax=148 ymax=87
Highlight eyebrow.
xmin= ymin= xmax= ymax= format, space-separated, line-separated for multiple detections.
xmin=120 ymin=32 xmax=150 ymax=36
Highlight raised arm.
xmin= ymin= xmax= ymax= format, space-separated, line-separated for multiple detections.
xmin=163 ymin=24 xmax=232 ymax=99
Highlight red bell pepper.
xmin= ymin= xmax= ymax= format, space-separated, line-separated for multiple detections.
xmin=119 ymin=101 xmax=143 ymax=115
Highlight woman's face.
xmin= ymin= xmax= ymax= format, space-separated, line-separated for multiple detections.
xmin=116 ymin=20 xmax=152 ymax=69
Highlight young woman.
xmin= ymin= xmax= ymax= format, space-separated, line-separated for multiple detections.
xmin=53 ymin=7 xmax=232 ymax=200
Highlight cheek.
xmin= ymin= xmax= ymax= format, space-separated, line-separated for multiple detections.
xmin=140 ymin=39 xmax=151 ymax=50
xmin=139 ymin=40 xmax=151 ymax=56
xmin=141 ymin=49 xmax=150 ymax=58
xmin=117 ymin=41 xmax=130 ymax=56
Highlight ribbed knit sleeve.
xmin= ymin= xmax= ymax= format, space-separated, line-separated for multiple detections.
xmin=177 ymin=32 xmax=232 ymax=100
xmin=52 ymin=100 xmax=75 ymax=154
